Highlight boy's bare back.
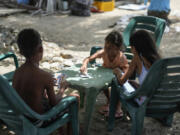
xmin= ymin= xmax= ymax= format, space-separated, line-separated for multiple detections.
xmin=13 ymin=63 xmax=56 ymax=114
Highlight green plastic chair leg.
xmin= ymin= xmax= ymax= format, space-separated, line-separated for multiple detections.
xmin=80 ymin=92 xmax=85 ymax=108
xmin=131 ymin=114 xmax=137 ymax=135
xmin=136 ymin=108 xmax=146 ymax=135
xmin=130 ymin=107 xmax=146 ymax=135
xmin=164 ymin=114 xmax=173 ymax=127
xmin=21 ymin=116 xmax=38 ymax=135
xmin=157 ymin=114 xmax=174 ymax=127
xmin=70 ymin=102 xmax=79 ymax=135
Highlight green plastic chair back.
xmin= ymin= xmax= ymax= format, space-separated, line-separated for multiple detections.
xmin=123 ymin=16 xmax=166 ymax=48
xmin=0 ymin=52 xmax=19 ymax=82
xmin=89 ymin=46 xmax=103 ymax=65
xmin=108 ymin=57 xmax=180 ymax=135
xmin=0 ymin=75 xmax=79 ymax=135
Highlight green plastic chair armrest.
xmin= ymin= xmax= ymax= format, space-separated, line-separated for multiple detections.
xmin=0 ymin=52 xmax=19 ymax=69
xmin=33 ymin=96 xmax=78 ymax=121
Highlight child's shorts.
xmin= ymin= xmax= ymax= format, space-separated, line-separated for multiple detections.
xmin=30 ymin=97 xmax=69 ymax=128
xmin=27 ymin=88 xmax=79 ymax=127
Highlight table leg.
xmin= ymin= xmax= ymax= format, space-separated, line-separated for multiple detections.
xmin=108 ymin=79 xmax=119 ymax=131
xmin=80 ymin=91 xmax=85 ymax=108
xmin=83 ymin=88 xmax=98 ymax=135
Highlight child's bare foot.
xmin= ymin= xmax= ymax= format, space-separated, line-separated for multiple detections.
xmin=114 ymin=111 xmax=123 ymax=119
xmin=104 ymin=110 xmax=123 ymax=119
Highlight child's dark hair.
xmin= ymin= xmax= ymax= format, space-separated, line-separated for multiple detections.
xmin=130 ymin=30 xmax=160 ymax=65
xmin=17 ymin=28 xmax=42 ymax=58
xmin=105 ymin=31 xmax=123 ymax=48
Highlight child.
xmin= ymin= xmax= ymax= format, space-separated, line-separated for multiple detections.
xmin=113 ymin=30 xmax=161 ymax=99
xmin=80 ymin=31 xmax=129 ymax=118
xmin=13 ymin=29 xmax=79 ymax=134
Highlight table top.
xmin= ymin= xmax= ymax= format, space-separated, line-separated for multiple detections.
xmin=60 ymin=64 xmax=115 ymax=91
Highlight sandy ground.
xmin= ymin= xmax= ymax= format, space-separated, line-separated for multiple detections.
xmin=1 ymin=0 xmax=180 ymax=135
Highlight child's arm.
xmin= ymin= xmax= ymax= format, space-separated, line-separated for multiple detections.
xmin=113 ymin=56 xmax=137 ymax=85
xmin=56 ymin=81 xmax=69 ymax=101
xmin=80 ymin=49 xmax=104 ymax=74
xmin=45 ymin=74 xmax=59 ymax=106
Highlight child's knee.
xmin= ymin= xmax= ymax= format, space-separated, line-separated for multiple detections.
xmin=69 ymin=93 xmax=80 ymax=103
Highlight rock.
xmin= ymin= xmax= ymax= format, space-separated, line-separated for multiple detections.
xmin=44 ymin=41 xmax=59 ymax=49
xmin=50 ymin=62 xmax=60 ymax=69
xmin=60 ymin=53 xmax=73 ymax=59
xmin=63 ymin=60 xmax=74 ymax=67
xmin=44 ymin=53 xmax=54 ymax=59
xmin=13 ymin=29 xmax=19 ymax=34
xmin=165 ymin=26 xmax=170 ymax=33
xmin=52 ymin=57 xmax=64 ymax=62
xmin=175 ymin=26 xmax=180 ymax=32
xmin=41 ymin=62 xmax=50 ymax=69
xmin=43 ymin=56 xmax=52 ymax=62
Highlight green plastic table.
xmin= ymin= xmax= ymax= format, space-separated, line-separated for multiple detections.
xmin=60 ymin=64 xmax=114 ymax=135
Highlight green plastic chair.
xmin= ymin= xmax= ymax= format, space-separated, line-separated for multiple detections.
xmin=108 ymin=57 xmax=180 ymax=135
xmin=0 ymin=52 xmax=19 ymax=82
xmin=123 ymin=16 xmax=166 ymax=61
xmin=0 ymin=75 xmax=79 ymax=135
xmin=123 ymin=16 xmax=166 ymax=48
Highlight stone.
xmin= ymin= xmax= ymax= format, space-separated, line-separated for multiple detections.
xmin=52 ymin=57 xmax=64 ymax=62
xmin=41 ymin=62 xmax=50 ymax=69
xmin=60 ymin=53 xmax=73 ymax=59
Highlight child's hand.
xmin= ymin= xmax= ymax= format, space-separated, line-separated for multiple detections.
xmin=57 ymin=81 xmax=69 ymax=98
xmin=59 ymin=80 xmax=69 ymax=91
xmin=53 ymin=77 xmax=58 ymax=86
xmin=113 ymin=68 xmax=122 ymax=76
xmin=80 ymin=65 xmax=87 ymax=74
xmin=113 ymin=68 xmax=123 ymax=84
xmin=128 ymin=80 xmax=139 ymax=89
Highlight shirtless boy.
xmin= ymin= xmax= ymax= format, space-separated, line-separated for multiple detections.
xmin=12 ymin=28 xmax=66 ymax=114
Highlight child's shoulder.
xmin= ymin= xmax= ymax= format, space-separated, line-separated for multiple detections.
xmin=38 ymin=68 xmax=53 ymax=80
xmin=34 ymin=68 xmax=54 ymax=87
xmin=96 ymin=49 xmax=104 ymax=55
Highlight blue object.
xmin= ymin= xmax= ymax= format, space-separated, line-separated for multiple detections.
xmin=17 ymin=0 xmax=29 ymax=4
xmin=144 ymin=0 xmax=148 ymax=5
xmin=148 ymin=0 xmax=170 ymax=13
